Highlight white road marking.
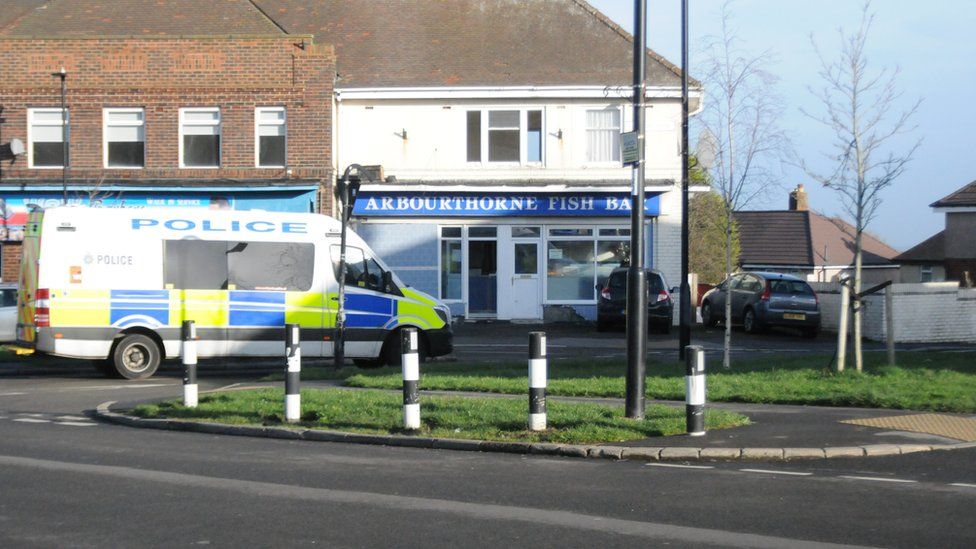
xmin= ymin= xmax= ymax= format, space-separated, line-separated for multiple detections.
xmin=949 ymin=483 xmax=976 ymax=488
xmin=13 ymin=418 xmax=50 ymax=424
xmin=454 ymin=343 xmax=567 ymax=348
xmin=56 ymin=415 xmax=89 ymax=421
xmin=18 ymin=413 xmax=46 ymax=417
xmin=839 ymin=476 xmax=917 ymax=484
xmin=58 ymin=383 xmax=171 ymax=391
xmin=0 ymin=392 xmax=27 ymax=396
xmin=55 ymin=421 xmax=96 ymax=427
xmin=740 ymin=469 xmax=813 ymax=476
xmin=645 ymin=463 xmax=714 ymax=470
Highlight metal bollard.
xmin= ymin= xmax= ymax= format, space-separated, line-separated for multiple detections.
xmin=528 ymin=332 xmax=547 ymax=431
xmin=182 ymin=320 xmax=198 ymax=408
xmin=685 ymin=345 xmax=706 ymax=436
xmin=401 ymin=327 xmax=421 ymax=430
xmin=284 ymin=323 xmax=301 ymax=423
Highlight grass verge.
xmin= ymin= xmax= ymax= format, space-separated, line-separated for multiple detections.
xmin=274 ymin=351 xmax=976 ymax=413
xmin=131 ymin=388 xmax=748 ymax=444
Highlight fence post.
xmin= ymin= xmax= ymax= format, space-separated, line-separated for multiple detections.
xmin=685 ymin=345 xmax=706 ymax=436
xmin=401 ymin=328 xmax=420 ymax=430
xmin=886 ymin=286 xmax=896 ymax=366
xmin=836 ymin=283 xmax=849 ymax=373
xmin=528 ymin=332 xmax=547 ymax=431
xmin=182 ymin=320 xmax=197 ymax=408
xmin=285 ymin=323 xmax=301 ymax=423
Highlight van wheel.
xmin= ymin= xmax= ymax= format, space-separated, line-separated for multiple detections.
xmin=112 ymin=334 xmax=161 ymax=380
xmin=379 ymin=329 xmax=428 ymax=367
xmin=352 ymin=358 xmax=384 ymax=369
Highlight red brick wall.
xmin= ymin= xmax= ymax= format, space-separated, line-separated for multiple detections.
xmin=0 ymin=37 xmax=334 ymax=181
xmin=1 ymin=243 xmax=22 ymax=283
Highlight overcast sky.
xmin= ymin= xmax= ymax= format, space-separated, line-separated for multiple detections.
xmin=588 ymin=0 xmax=976 ymax=250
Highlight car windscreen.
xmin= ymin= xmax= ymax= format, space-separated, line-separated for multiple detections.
xmin=769 ymin=280 xmax=814 ymax=295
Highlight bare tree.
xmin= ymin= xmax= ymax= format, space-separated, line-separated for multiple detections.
xmin=698 ymin=1 xmax=790 ymax=369
xmin=803 ymin=1 xmax=921 ymax=372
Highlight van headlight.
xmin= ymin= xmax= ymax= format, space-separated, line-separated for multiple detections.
xmin=435 ymin=305 xmax=452 ymax=326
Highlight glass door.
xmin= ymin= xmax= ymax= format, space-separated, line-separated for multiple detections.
xmin=467 ymin=227 xmax=497 ymax=316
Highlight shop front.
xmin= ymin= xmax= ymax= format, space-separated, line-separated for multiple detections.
xmin=352 ymin=189 xmax=664 ymax=322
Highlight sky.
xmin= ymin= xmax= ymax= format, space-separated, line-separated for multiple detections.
xmin=588 ymin=0 xmax=976 ymax=250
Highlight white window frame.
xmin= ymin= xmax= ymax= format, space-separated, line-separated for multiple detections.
xmin=584 ymin=106 xmax=624 ymax=166
xmin=920 ymin=264 xmax=933 ymax=283
xmin=466 ymin=108 xmax=545 ymax=166
xmin=255 ymin=106 xmax=287 ymax=168
xmin=179 ymin=107 xmax=221 ymax=169
xmin=103 ymin=107 xmax=145 ymax=169
xmin=437 ymin=226 xmax=464 ymax=303
xmin=543 ymin=225 xmax=631 ymax=305
xmin=27 ymin=107 xmax=68 ymax=169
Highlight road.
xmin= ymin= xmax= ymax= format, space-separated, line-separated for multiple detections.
xmin=1 ymin=373 xmax=974 ymax=547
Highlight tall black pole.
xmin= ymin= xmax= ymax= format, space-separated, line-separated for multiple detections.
xmin=679 ymin=0 xmax=692 ymax=359
xmin=625 ymin=0 xmax=648 ymax=420
xmin=55 ymin=67 xmax=67 ymax=204
xmin=334 ymin=168 xmax=352 ymax=369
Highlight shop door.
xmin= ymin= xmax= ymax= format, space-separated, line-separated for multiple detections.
xmin=509 ymin=241 xmax=542 ymax=320
xmin=467 ymin=238 xmax=497 ymax=316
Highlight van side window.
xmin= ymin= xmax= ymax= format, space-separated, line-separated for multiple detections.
xmin=164 ymin=240 xmax=229 ymax=290
xmin=227 ymin=241 xmax=313 ymax=291
xmin=331 ymin=245 xmax=391 ymax=294
xmin=164 ymin=240 xmax=314 ymax=291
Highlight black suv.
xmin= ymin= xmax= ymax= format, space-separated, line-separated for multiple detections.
xmin=596 ymin=267 xmax=674 ymax=333
xmin=700 ymin=271 xmax=821 ymax=337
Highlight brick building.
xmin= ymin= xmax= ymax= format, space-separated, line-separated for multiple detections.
xmin=0 ymin=0 xmax=335 ymax=280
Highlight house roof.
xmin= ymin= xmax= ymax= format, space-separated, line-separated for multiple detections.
xmin=734 ymin=210 xmax=900 ymax=268
xmin=931 ymin=179 xmax=976 ymax=208
xmin=0 ymin=0 xmax=287 ymax=38
xmin=253 ymin=0 xmax=694 ymax=88
xmin=894 ymin=230 xmax=945 ymax=263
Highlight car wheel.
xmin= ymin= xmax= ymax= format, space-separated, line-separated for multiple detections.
xmin=742 ymin=308 xmax=760 ymax=334
xmin=111 ymin=334 xmax=161 ymax=380
xmin=658 ymin=320 xmax=672 ymax=335
xmin=379 ymin=328 xmax=428 ymax=367
xmin=701 ymin=303 xmax=717 ymax=327
xmin=596 ymin=317 xmax=609 ymax=332
xmin=802 ymin=327 xmax=820 ymax=339
xmin=353 ymin=358 xmax=383 ymax=369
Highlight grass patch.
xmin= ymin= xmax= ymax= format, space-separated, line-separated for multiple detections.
xmin=277 ymin=351 xmax=976 ymax=413
xmin=131 ymin=388 xmax=748 ymax=444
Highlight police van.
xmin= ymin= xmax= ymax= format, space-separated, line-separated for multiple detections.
xmin=17 ymin=206 xmax=453 ymax=379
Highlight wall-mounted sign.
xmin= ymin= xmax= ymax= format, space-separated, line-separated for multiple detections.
xmin=620 ymin=131 xmax=639 ymax=165
xmin=352 ymin=192 xmax=661 ymax=217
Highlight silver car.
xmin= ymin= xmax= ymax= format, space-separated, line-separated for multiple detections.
xmin=0 ymin=283 xmax=17 ymax=343
xmin=700 ymin=272 xmax=821 ymax=338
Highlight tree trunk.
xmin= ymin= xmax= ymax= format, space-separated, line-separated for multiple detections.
xmin=853 ymin=231 xmax=863 ymax=372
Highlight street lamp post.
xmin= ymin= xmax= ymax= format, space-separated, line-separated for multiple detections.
xmin=51 ymin=67 xmax=67 ymax=204
xmin=333 ymin=164 xmax=363 ymax=369
xmin=625 ymin=0 xmax=648 ymax=420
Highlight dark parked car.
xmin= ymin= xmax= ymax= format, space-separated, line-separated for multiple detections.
xmin=596 ymin=267 xmax=674 ymax=333
xmin=700 ymin=272 xmax=821 ymax=337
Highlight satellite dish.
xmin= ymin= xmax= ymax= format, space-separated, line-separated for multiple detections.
xmin=696 ymin=130 xmax=717 ymax=170
xmin=9 ymin=138 xmax=25 ymax=157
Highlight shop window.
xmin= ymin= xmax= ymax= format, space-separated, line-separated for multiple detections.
xmin=586 ymin=108 xmax=622 ymax=163
xmin=104 ymin=108 xmax=145 ymax=168
xmin=28 ymin=108 xmax=68 ymax=168
xmin=440 ymin=227 xmax=463 ymax=300
xmin=180 ymin=108 xmax=221 ymax=168
xmin=596 ymin=241 xmax=630 ymax=287
xmin=512 ymin=226 xmax=541 ymax=238
xmin=466 ymin=109 xmax=544 ymax=165
xmin=469 ymin=226 xmax=497 ymax=238
xmin=546 ymin=240 xmax=595 ymax=301
xmin=256 ymin=107 xmax=286 ymax=167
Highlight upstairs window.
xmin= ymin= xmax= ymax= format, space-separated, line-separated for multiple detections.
xmin=180 ymin=108 xmax=221 ymax=168
xmin=104 ymin=108 xmax=145 ymax=168
xmin=586 ymin=108 xmax=621 ymax=163
xmin=256 ymin=107 xmax=286 ymax=167
xmin=28 ymin=108 xmax=68 ymax=168
xmin=466 ymin=109 xmax=543 ymax=165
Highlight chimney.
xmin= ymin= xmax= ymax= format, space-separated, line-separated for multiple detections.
xmin=789 ymin=184 xmax=809 ymax=211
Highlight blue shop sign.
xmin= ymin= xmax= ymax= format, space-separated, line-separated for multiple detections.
xmin=353 ymin=192 xmax=661 ymax=217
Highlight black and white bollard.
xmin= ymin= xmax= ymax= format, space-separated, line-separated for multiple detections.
xmin=285 ymin=323 xmax=301 ymax=423
xmin=528 ymin=332 xmax=547 ymax=431
xmin=182 ymin=320 xmax=198 ymax=408
xmin=401 ymin=327 xmax=421 ymax=430
xmin=685 ymin=345 xmax=706 ymax=436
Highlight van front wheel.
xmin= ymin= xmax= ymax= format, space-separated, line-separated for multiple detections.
xmin=379 ymin=329 xmax=428 ymax=367
xmin=112 ymin=334 xmax=161 ymax=380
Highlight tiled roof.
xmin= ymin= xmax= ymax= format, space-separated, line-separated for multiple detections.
xmin=931 ymin=179 xmax=976 ymax=208
xmin=734 ymin=211 xmax=813 ymax=266
xmin=734 ymin=210 xmax=900 ymax=268
xmin=0 ymin=0 xmax=287 ymax=37
xmin=895 ymin=230 xmax=945 ymax=263
xmin=0 ymin=1 xmax=48 ymax=32
xmin=254 ymin=0 xmax=693 ymax=88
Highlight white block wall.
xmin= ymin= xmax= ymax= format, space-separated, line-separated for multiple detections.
xmin=812 ymin=281 xmax=976 ymax=343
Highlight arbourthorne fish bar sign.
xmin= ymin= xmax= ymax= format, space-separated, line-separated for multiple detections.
xmin=352 ymin=192 xmax=661 ymax=217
